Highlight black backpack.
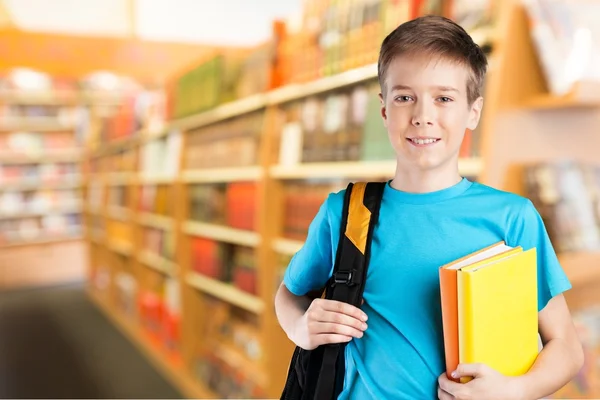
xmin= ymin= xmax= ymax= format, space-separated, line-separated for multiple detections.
xmin=280 ymin=181 xmax=386 ymax=400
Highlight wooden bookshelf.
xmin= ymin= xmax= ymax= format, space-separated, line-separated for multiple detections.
xmin=271 ymin=158 xmax=482 ymax=179
xmin=210 ymin=340 xmax=269 ymax=389
xmin=0 ymin=179 xmax=81 ymax=191
xmin=182 ymin=166 xmax=263 ymax=183
xmin=104 ymin=172 xmax=137 ymax=186
xmin=0 ymin=205 xmax=82 ymax=220
xmin=0 ymin=87 xmax=88 ymax=289
xmin=138 ymin=250 xmax=178 ymax=277
xmin=138 ymin=175 xmax=176 ymax=185
xmin=272 ymin=238 xmax=304 ymax=256
xmin=182 ymin=221 xmax=261 ymax=247
xmin=138 ymin=213 xmax=174 ymax=230
xmin=521 ymin=81 xmax=600 ymax=110
xmin=0 ymin=89 xmax=78 ymax=105
xmin=0 ymin=116 xmax=76 ymax=132
xmin=82 ymin=2 xmax=600 ymax=398
xmin=186 ymin=272 xmax=264 ymax=314
xmin=0 ymin=149 xmax=81 ymax=163
xmin=86 ymin=204 xmax=103 ymax=216
xmin=171 ymin=93 xmax=268 ymax=131
xmin=106 ymin=206 xmax=132 ymax=222
xmin=559 ymin=251 xmax=600 ymax=288
xmin=0 ymin=89 xmax=124 ymax=107
xmin=269 ymin=62 xmax=377 ymax=105
xmin=89 ymin=290 xmax=216 ymax=399
xmin=107 ymin=239 xmax=134 ymax=256
xmin=0 ymin=236 xmax=82 ymax=249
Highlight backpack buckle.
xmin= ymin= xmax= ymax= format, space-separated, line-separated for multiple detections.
xmin=332 ymin=270 xmax=358 ymax=286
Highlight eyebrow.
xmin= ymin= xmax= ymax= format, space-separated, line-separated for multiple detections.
xmin=390 ymin=85 xmax=460 ymax=93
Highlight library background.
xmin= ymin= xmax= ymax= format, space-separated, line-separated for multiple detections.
xmin=0 ymin=0 xmax=599 ymax=398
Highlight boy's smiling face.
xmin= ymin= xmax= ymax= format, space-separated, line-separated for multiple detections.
xmin=380 ymin=54 xmax=483 ymax=172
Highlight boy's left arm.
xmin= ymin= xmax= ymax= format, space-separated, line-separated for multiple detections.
xmin=438 ymin=294 xmax=584 ymax=400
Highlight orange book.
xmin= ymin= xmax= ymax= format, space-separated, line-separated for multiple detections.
xmin=439 ymin=241 xmax=520 ymax=381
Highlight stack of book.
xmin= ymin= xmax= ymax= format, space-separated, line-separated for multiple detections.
xmin=439 ymin=242 xmax=539 ymax=382
xmin=524 ymin=161 xmax=600 ymax=253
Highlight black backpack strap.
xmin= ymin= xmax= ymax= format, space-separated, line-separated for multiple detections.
xmin=314 ymin=181 xmax=386 ymax=400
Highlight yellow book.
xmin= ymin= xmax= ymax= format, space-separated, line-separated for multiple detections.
xmin=439 ymin=242 xmax=523 ymax=381
xmin=457 ymin=247 xmax=539 ymax=383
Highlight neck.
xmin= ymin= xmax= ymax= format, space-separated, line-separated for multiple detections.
xmin=390 ymin=160 xmax=462 ymax=193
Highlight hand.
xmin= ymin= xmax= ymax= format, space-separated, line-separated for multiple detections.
xmin=292 ymin=298 xmax=368 ymax=350
xmin=438 ymin=364 xmax=524 ymax=400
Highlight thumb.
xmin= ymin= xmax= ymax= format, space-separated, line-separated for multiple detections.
xmin=451 ymin=363 xmax=487 ymax=380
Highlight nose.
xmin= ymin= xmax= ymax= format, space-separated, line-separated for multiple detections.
xmin=411 ymin=100 xmax=434 ymax=127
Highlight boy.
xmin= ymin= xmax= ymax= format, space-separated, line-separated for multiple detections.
xmin=274 ymin=15 xmax=583 ymax=400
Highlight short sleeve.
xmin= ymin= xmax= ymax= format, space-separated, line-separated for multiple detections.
xmin=509 ymin=199 xmax=572 ymax=311
xmin=283 ymin=193 xmax=340 ymax=296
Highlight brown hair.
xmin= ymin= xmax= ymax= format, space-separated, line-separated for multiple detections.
xmin=378 ymin=15 xmax=487 ymax=105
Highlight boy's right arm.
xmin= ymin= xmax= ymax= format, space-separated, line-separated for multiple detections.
xmin=275 ymin=282 xmax=368 ymax=351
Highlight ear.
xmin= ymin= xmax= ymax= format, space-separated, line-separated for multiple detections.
xmin=467 ymin=97 xmax=484 ymax=131
xmin=378 ymin=92 xmax=388 ymax=127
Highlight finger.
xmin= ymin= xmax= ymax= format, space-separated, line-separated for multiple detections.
xmin=315 ymin=334 xmax=352 ymax=346
xmin=313 ymin=322 xmax=364 ymax=338
xmin=316 ymin=310 xmax=368 ymax=331
xmin=452 ymin=363 xmax=486 ymax=379
xmin=319 ymin=299 xmax=368 ymax=321
xmin=438 ymin=373 xmax=462 ymax=397
xmin=437 ymin=387 xmax=455 ymax=400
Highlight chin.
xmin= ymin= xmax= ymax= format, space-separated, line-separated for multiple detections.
xmin=404 ymin=155 xmax=445 ymax=171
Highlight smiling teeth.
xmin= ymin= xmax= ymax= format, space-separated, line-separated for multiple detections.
xmin=411 ymin=138 xmax=437 ymax=145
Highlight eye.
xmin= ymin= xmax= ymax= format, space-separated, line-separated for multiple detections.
xmin=394 ymin=95 xmax=413 ymax=102
xmin=437 ymin=96 xmax=453 ymax=103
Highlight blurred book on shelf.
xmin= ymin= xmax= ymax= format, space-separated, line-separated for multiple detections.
xmin=168 ymin=0 xmax=499 ymax=121
xmin=139 ymin=184 xmax=172 ymax=216
xmin=87 ymin=180 xmax=104 ymax=211
xmin=0 ymin=189 xmax=81 ymax=216
xmin=185 ymin=112 xmax=263 ymax=170
xmin=191 ymin=237 xmax=230 ymax=280
xmin=0 ymin=81 xmax=84 ymax=248
xmin=447 ymin=0 xmax=498 ymax=52
xmin=523 ymin=0 xmax=600 ymax=97
xmin=524 ymin=161 xmax=600 ymax=253
xmin=0 ymin=162 xmax=80 ymax=186
xmin=192 ymin=297 xmax=266 ymax=398
xmin=138 ymin=276 xmax=182 ymax=361
xmin=277 ymin=80 xmax=481 ymax=166
xmin=283 ymin=181 xmax=339 ymax=241
xmin=82 ymin=71 xmax=169 ymax=149
xmin=142 ymin=227 xmax=176 ymax=261
xmin=189 ymin=182 xmax=257 ymax=232
xmin=106 ymin=219 xmax=133 ymax=248
xmin=108 ymin=185 xmax=130 ymax=209
xmin=103 ymin=148 xmax=137 ymax=173
xmin=114 ymin=269 xmax=137 ymax=317
xmin=140 ymin=130 xmax=181 ymax=178
xmin=551 ymin=306 xmax=600 ymax=398
xmin=190 ymin=184 xmax=227 ymax=225
xmin=0 ymin=131 xmax=78 ymax=156
xmin=190 ymin=238 xmax=257 ymax=296
xmin=0 ymin=213 xmax=81 ymax=246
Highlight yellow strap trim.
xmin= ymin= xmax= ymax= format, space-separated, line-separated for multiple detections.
xmin=344 ymin=182 xmax=371 ymax=255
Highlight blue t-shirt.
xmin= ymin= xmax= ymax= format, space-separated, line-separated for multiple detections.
xmin=283 ymin=177 xmax=572 ymax=399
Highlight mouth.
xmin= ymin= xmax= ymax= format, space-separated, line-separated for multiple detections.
xmin=406 ymin=137 xmax=441 ymax=146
